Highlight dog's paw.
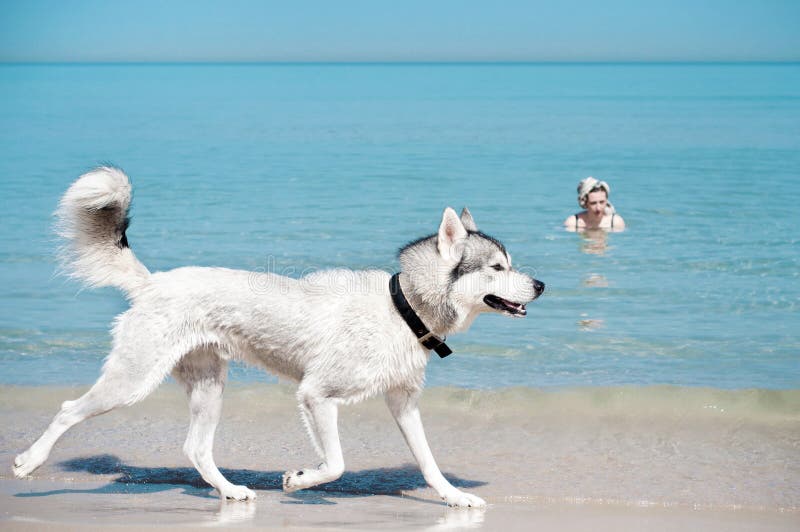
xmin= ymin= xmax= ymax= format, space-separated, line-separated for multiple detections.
xmin=13 ymin=450 xmax=45 ymax=478
xmin=219 ymin=484 xmax=256 ymax=501
xmin=282 ymin=470 xmax=305 ymax=493
xmin=442 ymin=489 xmax=486 ymax=508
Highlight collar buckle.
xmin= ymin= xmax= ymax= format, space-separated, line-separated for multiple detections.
xmin=419 ymin=331 xmax=444 ymax=349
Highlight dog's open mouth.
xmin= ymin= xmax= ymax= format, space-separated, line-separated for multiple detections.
xmin=484 ymin=295 xmax=527 ymax=317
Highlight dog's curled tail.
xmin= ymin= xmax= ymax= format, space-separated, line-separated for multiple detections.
xmin=55 ymin=166 xmax=150 ymax=296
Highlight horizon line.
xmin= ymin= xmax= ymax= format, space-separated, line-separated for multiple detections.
xmin=2 ymin=59 xmax=799 ymax=66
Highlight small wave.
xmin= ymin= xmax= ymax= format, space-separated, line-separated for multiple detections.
xmin=418 ymin=385 xmax=800 ymax=424
xmin=4 ymin=383 xmax=797 ymax=425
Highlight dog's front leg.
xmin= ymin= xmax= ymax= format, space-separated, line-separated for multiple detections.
xmin=385 ymin=388 xmax=486 ymax=508
xmin=283 ymin=391 xmax=345 ymax=492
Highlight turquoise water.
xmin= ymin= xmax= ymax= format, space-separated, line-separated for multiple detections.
xmin=0 ymin=63 xmax=798 ymax=389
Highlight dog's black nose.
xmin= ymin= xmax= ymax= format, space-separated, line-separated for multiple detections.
xmin=533 ymin=280 xmax=545 ymax=294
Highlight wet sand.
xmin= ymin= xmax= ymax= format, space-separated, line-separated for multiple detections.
xmin=2 ymin=479 xmax=798 ymax=531
xmin=0 ymin=480 xmax=800 ymax=531
xmin=1 ymin=383 xmax=798 ymax=530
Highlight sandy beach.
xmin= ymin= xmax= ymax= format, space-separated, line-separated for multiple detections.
xmin=1 ymin=383 xmax=797 ymax=530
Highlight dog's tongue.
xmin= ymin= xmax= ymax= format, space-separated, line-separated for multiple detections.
xmin=502 ymin=298 xmax=526 ymax=315
xmin=484 ymin=294 xmax=527 ymax=316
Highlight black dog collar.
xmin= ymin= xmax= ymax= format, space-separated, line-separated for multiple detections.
xmin=389 ymin=273 xmax=452 ymax=358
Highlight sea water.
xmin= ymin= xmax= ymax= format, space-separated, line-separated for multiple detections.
xmin=1 ymin=63 xmax=797 ymax=390
xmin=0 ymin=64 xmax=799 ymax=510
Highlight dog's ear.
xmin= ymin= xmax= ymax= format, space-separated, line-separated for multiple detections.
xmin=438 ymin=207 xmax=468 ymax=262
xmin=460 ymin=207 xmax=478 ymax=232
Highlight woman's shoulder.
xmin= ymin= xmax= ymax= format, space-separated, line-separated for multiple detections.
xmin=564 ymin=212 xmax=582 ymax=229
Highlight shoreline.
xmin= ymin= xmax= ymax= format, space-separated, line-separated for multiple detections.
xmin=2 ymin=479 xmax=798 ymax=531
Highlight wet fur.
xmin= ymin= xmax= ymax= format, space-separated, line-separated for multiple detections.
xmin=13 ymin=167 xmax=543 ymax=507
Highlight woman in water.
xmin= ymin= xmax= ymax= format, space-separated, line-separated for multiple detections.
xmin=564 ymin=177 xmax=625 ymax=231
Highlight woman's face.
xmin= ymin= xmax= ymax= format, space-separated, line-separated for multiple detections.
xmin=584 ymin=190 xmax=608 ymax=217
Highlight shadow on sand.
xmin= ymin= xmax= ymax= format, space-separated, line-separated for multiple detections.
xmin=14 ymin=454 xmax=486 ymax=504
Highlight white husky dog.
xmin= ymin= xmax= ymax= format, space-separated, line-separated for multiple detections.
xmin=14 ymin=167 xmax=544 ymax=507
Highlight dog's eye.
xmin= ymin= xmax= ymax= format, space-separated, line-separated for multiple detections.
xmin=491 ymin=264 xmax=504 ymax=271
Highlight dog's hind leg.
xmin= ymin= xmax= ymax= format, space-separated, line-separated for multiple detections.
xmin=13 ymin=339 xmax=178 ymax=479
xmin=172 ymin=347 xmax=255 ymax=501
xmin=282 ymin=385 xmax=344 ymax=492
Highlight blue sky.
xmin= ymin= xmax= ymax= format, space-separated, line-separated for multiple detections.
xmin=1 ymin=0 xmax=798 ymax=62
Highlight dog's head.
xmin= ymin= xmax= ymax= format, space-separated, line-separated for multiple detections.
xmin=399 ymin=207 xmax=544 ymax=331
